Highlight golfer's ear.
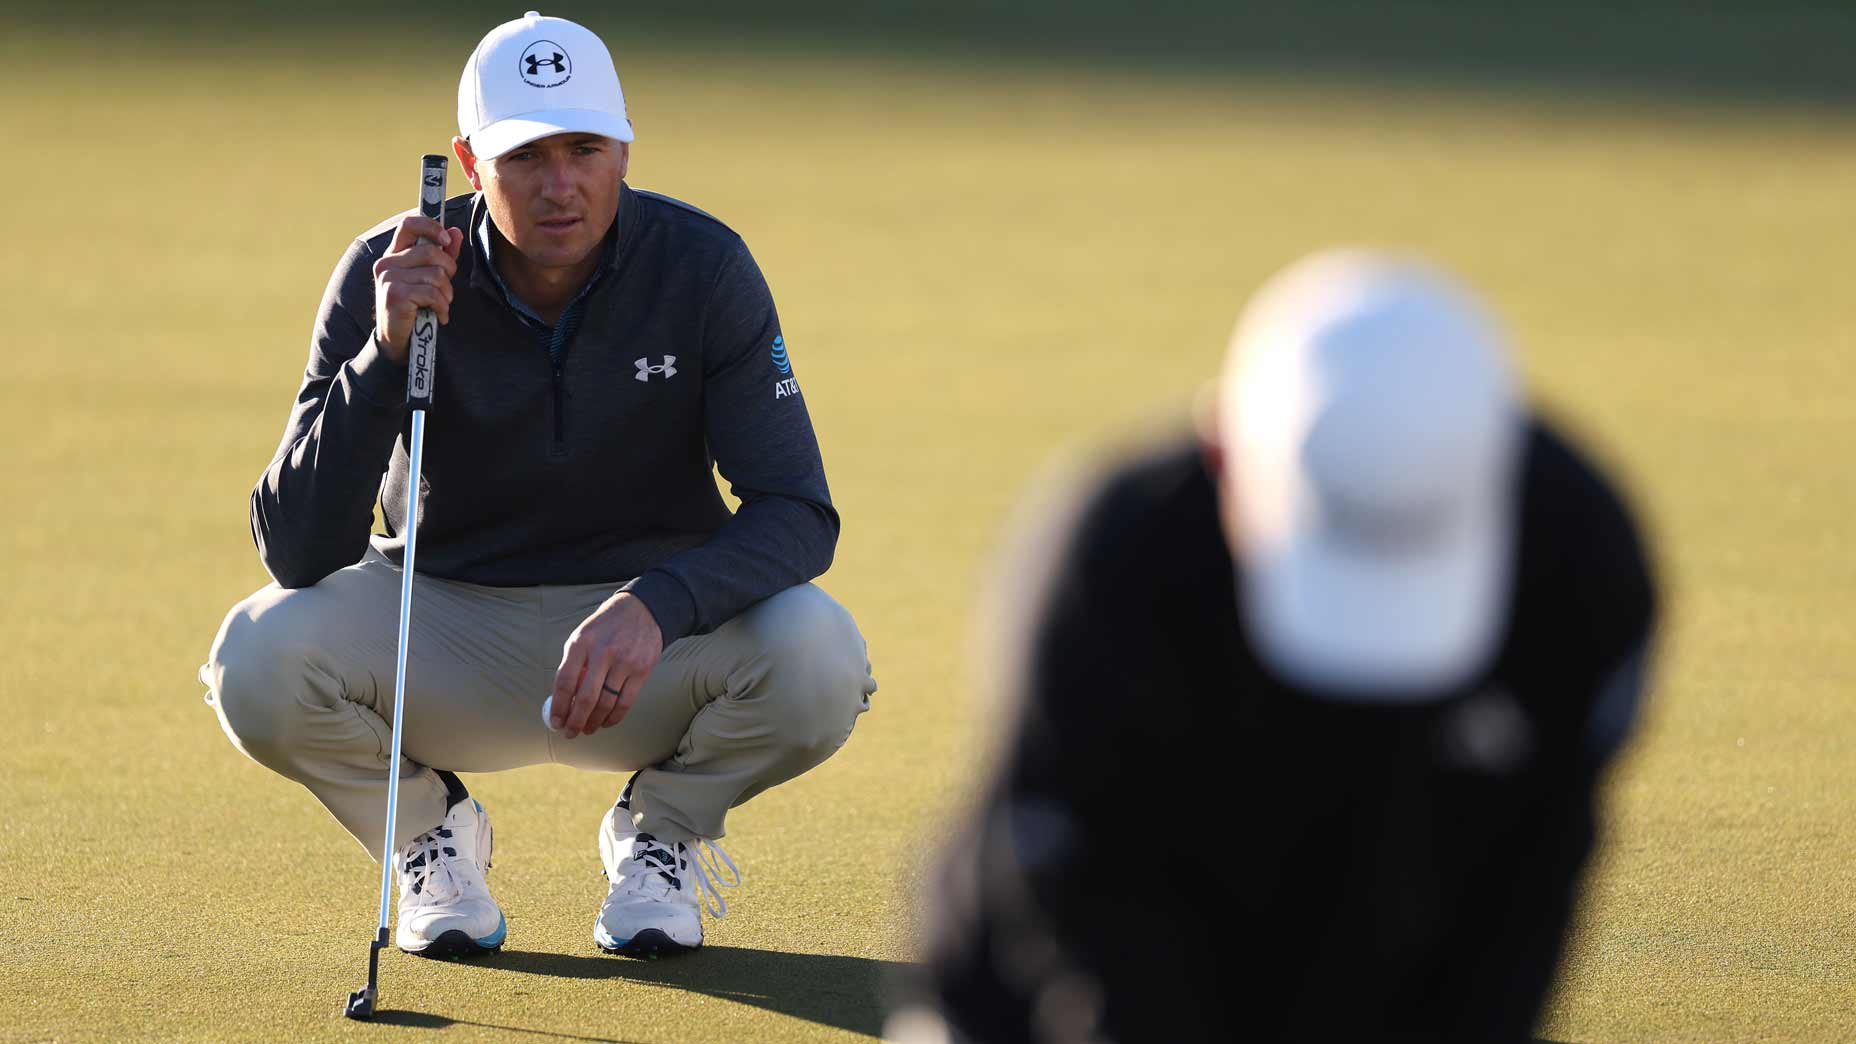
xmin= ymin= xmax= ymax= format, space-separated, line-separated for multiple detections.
xmin=452 ymin=136 xmax=483 ymax=191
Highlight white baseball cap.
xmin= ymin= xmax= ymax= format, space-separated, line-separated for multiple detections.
xmin=458 ymin=11 xmax=634 ymax=161
xmin=1219 ymin=250 xmax=1524 ymax=698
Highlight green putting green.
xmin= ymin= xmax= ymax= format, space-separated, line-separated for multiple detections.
xmin=4 ymin=8 xmax=1854 ymax=1041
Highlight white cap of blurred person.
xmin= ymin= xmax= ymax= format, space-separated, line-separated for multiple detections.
xmin=1214 ymin=250 xmax=1524 ymax=697
xmin=457 ymin=11 xmax=635 ymax=160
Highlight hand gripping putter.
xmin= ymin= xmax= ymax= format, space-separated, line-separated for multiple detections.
xmin=346 ymin=154 xmax=447 ymax=1021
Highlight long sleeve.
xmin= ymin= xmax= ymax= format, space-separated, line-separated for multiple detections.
xmin=622 ymin=243 xmax=838 ymax=642
xmin=250 ymin=236 xmax=409 ymax=588
xmin=909 ymin=463 xmax=1222 ymax=1044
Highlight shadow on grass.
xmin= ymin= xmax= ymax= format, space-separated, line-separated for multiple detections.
xmin=368 ymin=1001 xmax=1585 ymax=1043
xmin=374 ymin=949 xmax=1583 ymax=1041
xmin=369 ymin=1008 xmax=644 ymax=1042
xmin=470 ymin=945 xmax=901 ymax=1038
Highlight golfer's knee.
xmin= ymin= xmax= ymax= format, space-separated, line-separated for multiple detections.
xmin=205 ymin=591 xmax=317 ymax=766
xmin=752 ymin=586 xmax=873 ymax=755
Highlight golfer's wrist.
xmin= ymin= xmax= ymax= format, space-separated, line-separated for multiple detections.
xmin=622 ymin=572 xmax=691 ymax=645
xmin=349 ymin=329 xmax=411 ymax=408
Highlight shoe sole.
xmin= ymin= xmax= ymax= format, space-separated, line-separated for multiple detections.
xmin=401 ymin=914 xmax=507 ymax=960
xmin=403 ymin=929 xmax=503 ymax=960
xmin=596 ymin=927 xmax=696 ymax=960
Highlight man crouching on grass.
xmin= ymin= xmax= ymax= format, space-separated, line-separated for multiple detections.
xmin=200 ymin=11 xmax=874 ymax=960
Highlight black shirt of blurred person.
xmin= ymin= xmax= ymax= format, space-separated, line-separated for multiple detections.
xmin=907 ymin=421 xmax=1657 ymax=1043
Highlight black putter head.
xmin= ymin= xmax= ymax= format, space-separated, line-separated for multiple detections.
xmin=344 ymin=983 xmax=376 ymax=1020
xmin=343 ymin=933 xmax=387 ymax=1020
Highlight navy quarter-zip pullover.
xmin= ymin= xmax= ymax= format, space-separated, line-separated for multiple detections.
xmin=251 ymin=181 xmax=836 ymax=644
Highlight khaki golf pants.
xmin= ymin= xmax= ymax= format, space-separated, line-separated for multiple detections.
xmin=201 ymin=548 xmax=874 ymax=861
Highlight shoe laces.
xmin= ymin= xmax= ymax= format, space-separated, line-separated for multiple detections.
xmin=611 ymin=833 xmax=741 ymax=918
xmin=400 ymin=823 xmax=466 ymax=903
xmin=689 ymin=839 xmax=741 ymax=919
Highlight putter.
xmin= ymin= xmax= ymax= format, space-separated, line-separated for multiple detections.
xmin=345 ymin=153 xmax=448 ymax=1021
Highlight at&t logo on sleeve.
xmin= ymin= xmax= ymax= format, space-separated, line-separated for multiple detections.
xmin=771 ymin=335 xmax=800 ymax=399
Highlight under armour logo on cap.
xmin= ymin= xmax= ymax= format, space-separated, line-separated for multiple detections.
xmin=519 ymin=40 xmax=572 ymax=87
xmin=635 ymin=356 xmax=677 ymax=381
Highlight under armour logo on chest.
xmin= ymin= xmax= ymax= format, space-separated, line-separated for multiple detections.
xmin=635 ymin=356 xmax=678 ymax=381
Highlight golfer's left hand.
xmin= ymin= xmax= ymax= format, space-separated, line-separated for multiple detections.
xmin=551 ymin=593 xmax=663 ymax=739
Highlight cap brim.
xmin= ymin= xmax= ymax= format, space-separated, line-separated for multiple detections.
xmin=469 ymin=108 xmax=634 ymax=160
xmin=1240 ymin=487 xmax=1514 ymax=699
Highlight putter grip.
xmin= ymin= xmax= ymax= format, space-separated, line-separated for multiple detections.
xmin=407 ymin=154 xmax=448 ymax=409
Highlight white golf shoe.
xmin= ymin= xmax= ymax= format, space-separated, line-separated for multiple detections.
xmin=394 ymin=797 xmax=507 ymax=958
xmin=593 ymin=798 xmax=739 ymax=958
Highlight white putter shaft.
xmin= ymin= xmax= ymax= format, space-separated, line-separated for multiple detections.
xmin=347 ymin=153 xmax=448 ymax=1023
xmin=374 ymin=406 xmax=427 ymax=928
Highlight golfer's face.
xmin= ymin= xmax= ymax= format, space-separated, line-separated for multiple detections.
xmin=479 ymin=132 xmax=626 ymax=269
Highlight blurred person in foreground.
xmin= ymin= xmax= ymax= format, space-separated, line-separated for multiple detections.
xmin=200 ymin=12 xmax=874 ymax=961
xmin=892 ymin=251 xmax=1658 ymax=1042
